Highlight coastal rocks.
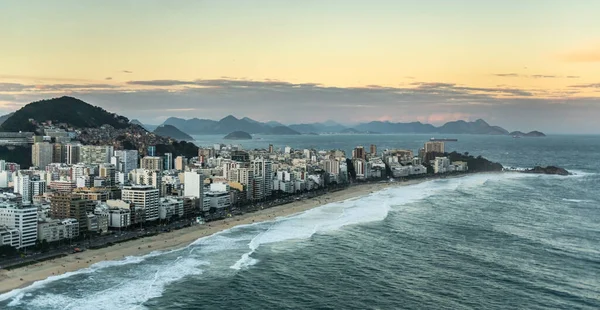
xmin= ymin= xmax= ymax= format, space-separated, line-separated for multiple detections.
xmin=523 ymin=166 xmax=571 ymax=176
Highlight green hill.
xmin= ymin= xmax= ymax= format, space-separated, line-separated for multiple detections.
xmin=153 ymin=125 xmax=194 ymax=141
xmin=0 ymin=96 xmax=130 ymax=132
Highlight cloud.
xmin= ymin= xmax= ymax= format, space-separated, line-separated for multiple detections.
xmin=494 ymin=73 xmax=578 ymax=79
xmin=0 ymin=83 xmax=31 ymax=92
xmin=1 ymin=78 xmax=600 ymax=133
xmin=122 ymin=70 xmax=133 ymax=73
xmin=34 ymin=84 xmax=120 ymax=91
xmin=569 ymin=83 xmax=600 ymax=88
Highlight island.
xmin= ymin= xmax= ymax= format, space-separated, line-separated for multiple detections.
xmin=509 ymin=131 xmax=546 ymax=137
xmin=523 ymin=166 xmax=571 ymax=176
xmin=224 ymin=131 xmax=252 ymax=140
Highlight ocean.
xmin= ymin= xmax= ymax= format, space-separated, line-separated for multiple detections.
xmin=1 ymin=134 xmax=599 ymax=309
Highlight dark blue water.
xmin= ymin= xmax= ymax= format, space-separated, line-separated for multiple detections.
xmin=1 ymin=134 xmax=598 ymax=309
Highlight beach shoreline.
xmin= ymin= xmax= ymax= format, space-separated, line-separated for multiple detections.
xmin=0 ymin=176 xmax=450 ymax=295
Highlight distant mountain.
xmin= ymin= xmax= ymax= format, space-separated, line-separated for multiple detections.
xmin=289 ymin=121 xmax=348 ymax=133
xmin=288 ymin=124 xmax=319 ymax=133
xmin=265 ymin=120 xmax=286 ymax=127
xmin=130 ymin=119 xmax=158 ymax=131
xmin=162 ymin=117 xmax=218 ymax=135
xmin=265 ymin=126 xmax=301 ymax=135
xmin=339 ymin=128 xmax=362 ymax=134
xmin=224 ymin=131 xmax=252 ymax=140
xmin=162 ymin=115 xmax=299 ymax=135
xmin=0 ymin=112 xmax=14 ymax=126
xmin=354 ymin=121 xmax=437 ymax=134
xmin=438 ymin=119 xmax=509 ymax=135
xmin=212 ymin=115 xmax=266 ymax=134
xmin=153 ymin=125 xmax=194 ymax=141
xmin=158 ymin=115 xmax=543 ymax=137
xmin=0 ymin=96 xmax=130 ymax=132
xmin=509 ymin=130 xmax=546 ymax=137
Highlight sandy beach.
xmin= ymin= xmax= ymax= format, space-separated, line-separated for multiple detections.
xmin=0 ymin=179 xmax=425 ymax=294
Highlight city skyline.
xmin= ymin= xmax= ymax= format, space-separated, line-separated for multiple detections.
xmin=1 ymin=0 xmax=600 ymax=133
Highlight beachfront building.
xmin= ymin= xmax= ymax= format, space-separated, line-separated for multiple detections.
xmin=108 ymin=208 xmax=131 ymax=228
xmin=0 ymin=225 xmax=20 ymax=248
xmin=50 ymin=193 xmax=93 ymax=232
xmin=37 ymin=218 xmax=80 ymax=243
xmin=184 ymin=171 xmax=204 ymax=198
xmin=433 ymin=157 xmax=451 ymax=174
xmin=159 ymin=197 xmax=184 ymax=220
xmin=0 ymin=198 xmax=38 ymax=248
xmin=204 ymin=191 xmax=231 ymax=211
xmin=453 ymin=161 xmax=469 ymax=172
xmin=425 ymin=141 xmax=445 ymax=154
xmin=122 ymin=186 xmax=159 ymax=222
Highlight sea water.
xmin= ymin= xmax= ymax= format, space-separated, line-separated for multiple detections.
xmin=0 ymin=134 xmax=598 ymax=309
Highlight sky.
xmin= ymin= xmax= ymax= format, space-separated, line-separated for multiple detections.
xmin=1 ymin=0 xmax=599 ymax=133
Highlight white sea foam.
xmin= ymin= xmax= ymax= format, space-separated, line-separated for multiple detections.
xmin=20 ymin=257 xmax=209 ymax=310
xmin=2 ymin=173 xmax=519 ymax=308
xmin=230 ymin=173 xmax=515 ymax=270
xmin=562 ymin=198 xmax=594 ymax=203
xmin=0 ymin=247 xmax=186 ymax=304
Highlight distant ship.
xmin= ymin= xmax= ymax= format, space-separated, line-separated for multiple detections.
xmin=430 ymin=138 xmax=458 ymax=142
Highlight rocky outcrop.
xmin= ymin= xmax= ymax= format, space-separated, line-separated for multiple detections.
xmin=523 ymin=166 xmax=571 ymax=176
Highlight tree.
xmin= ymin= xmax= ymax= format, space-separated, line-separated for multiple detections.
xmin=0 ymin=244 xmax=18 ymax=256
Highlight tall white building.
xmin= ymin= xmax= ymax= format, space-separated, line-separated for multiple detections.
xmin=13 ymin=173 xmax=32 ymax=202
xmin=32 ymin=142 xmax=53 ymax=169
xmin=114 ymin=150 xmax=139 ymax=175
xmin=0 ymin=170 xmax=12 ymax=188
xmin=0 ymin=199 xmax=38 ymax=248
xmin=252 ymin=158 xmax=273 ymax=198
xmin=122 ymin=186 xmax=160 ymax=222
xmin=183 ymin=171 xmax=204 ymax=198
xmin=79 ymin=145 xmax=114 ymax=164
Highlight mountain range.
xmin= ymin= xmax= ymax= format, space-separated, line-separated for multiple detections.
xmin=0 ymin=96 xmax=544 ymax=137
xmin=142 ymin=117 xmax=542 ymax=136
